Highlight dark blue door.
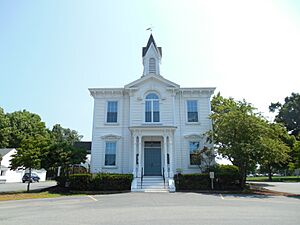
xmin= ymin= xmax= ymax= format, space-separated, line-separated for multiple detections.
xmin=144 ymin=142 xmax=161 ymax=176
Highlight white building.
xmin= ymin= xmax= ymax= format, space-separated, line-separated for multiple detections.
xmin=0 ymin=148 xmax=47 ymax=183
xmin=89 ymin=35 xmax=215 ymax=191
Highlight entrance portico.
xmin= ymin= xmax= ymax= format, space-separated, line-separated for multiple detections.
xmin=129 ymin=126 xmax=176 ymax=179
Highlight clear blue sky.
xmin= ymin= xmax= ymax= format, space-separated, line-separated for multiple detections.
xmin=1 ymin=0 xmax=300 ymax=141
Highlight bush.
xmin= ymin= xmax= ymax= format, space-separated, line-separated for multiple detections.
xmin=69 ymin=174 xmax=92 ymax=191
xmin=213 ymin=164 xmax=240 ymax=190
xmin=174 ymin=165 xmax=241 ymax=191
xmin=62 ymin=173 xmax=133 ymax=191
xmin=174 ymin=174 xmax=210 ymax=190
xmin=90 ymin=173 xmax=133 ymax=191
xmin=55 ymin=176 xmax=68 ymax=187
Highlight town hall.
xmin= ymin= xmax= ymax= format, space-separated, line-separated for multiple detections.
xmin=89 ymin=34 xmax=215 ymax=192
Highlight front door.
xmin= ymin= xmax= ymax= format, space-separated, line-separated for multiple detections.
xmin=144 ymin=141 xmax=161 ymax=176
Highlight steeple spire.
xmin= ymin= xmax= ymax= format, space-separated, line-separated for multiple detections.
xmin=142 ymin=34 xmax=162 ymax=76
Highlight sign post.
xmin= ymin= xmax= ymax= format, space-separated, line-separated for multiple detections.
xmin=209 ymin=172 xmax=214 ymax=190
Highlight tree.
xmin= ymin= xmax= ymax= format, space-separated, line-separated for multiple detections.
xmin=41 ymin=124 xmax=85 ymax=177
xmin=42 ymin=141 xmax=86 ymax=177
xmin=0 ymin=107 xmax=10 ymax=148
xmin=210 ymin=93 xmax=291 ymax=187
xmin=257 ymin=124 xmax=290 ymax=181
xmin=210 ymin=93 xmax=263 ymax=187
xmin=50 ymin=124 xmax=83 ymax=145
xmin=7 ymin=110 xmax=48 ymax=148
xmin=10 ymin=135 xmax=50 ymax=192
xmin=269 ymin=93 xmax=300 ymax=136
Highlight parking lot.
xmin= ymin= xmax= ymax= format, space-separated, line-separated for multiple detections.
xmin=0 ymin=192 xmax=299 ymax=225
xmin=0 ymin=181 xmax=57 ymax=193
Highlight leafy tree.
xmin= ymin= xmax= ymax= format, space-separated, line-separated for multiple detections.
xmin=210 ymin=93 xmax=291 ymax=187
xmin=270 ymin=93 xmax=300 ymax=136
xmin=42 ymin=141 xmax=86 ymax=177
xmin=0 ymin=107 xmax=10 ymax=148
xmin=10 ymin=135 xmax=50 ymax=192
xmin=7 ymin=110 xmax=48 ymax=148
xmin=258 ymin=124 xmax=290 ymax=181
xmin=210 ymin=93 xmax=263 ymax=187
xmin=50 ymin=124 xmax=83 ymax=145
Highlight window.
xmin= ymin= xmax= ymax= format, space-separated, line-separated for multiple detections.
xmin=105 ymin=142 xmax=116 ymax=166
xmin=149 ymin=58 xmax=156 ymax=74
xmin=107 ymin=101 xmax=118 ymax=123
xmin=189 ymin=141 xmax=200 ymax=165
xmin=187 ymin=100 xmax=198 ymax=122
xmin=145 ymin=93 xmax=160 ymax=122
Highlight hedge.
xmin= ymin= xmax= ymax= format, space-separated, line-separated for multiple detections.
xmin=56 ymin=173 xmax=133 ymax=191
xmin=174 ymin=165 xmax=240 ymax=191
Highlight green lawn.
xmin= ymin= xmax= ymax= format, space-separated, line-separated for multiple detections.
xmin=0 ymin=191 xmax=64 ymax=201
xmin=247 ymin=176 xmax=300 ymax=182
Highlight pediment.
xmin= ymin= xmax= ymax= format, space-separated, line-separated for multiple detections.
xmin=184 ymin=134 xmax=203 ymax=140
xmin=124 ymin=74 xmax=180 ymax=89
xmin=100 ymin=134 xmax=122 ymax=140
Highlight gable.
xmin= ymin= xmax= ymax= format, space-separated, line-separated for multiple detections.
xmin=124 ymin=74 xmax=180 ymax=89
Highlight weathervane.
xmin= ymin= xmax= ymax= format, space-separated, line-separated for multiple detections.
xmin=146 ymin=26 xmax=154 ymax=33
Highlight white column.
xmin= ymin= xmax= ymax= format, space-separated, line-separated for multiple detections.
xmin=169 ymin=134 xmax=174 ymax=178
xmin=133 ymin=135 xmax=137 ymax=177
xmin=163 ymin=135 xmax=168 ymax=178
xmin=138 ymin=135 xmax=142 ymax=177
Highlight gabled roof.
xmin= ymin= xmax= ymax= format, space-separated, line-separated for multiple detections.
xmin=124 ymin=74 xmax=180 ymax=89
xmin=0 ymin=148 xmax=14 ymax=157
xmin=142 ymin=34 xmax=162 ymax=57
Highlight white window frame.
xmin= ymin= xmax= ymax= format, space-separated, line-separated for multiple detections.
xmin=144 ymin=93 xmax=160 ymax=123
xmin=186 ymin=100 xmax=199 ymax=124
xmin=104 ymin=141 xmax=117 ymax=166
xmin=189 ymin=141 xmax=201 ymax=166
xmin=105 ymin=100 xmax=119 ymax=125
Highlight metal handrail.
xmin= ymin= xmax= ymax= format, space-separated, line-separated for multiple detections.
xmin=141 ymin=167 xmax=144 ymax=188
xmin=162 ymin=167 xmax=165 ymax=188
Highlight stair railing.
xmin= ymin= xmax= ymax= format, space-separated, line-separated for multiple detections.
xmin=163 ymin=167 xmax=165 ymax=188
xmin=141 ymin=167 xmax=144 ymax=189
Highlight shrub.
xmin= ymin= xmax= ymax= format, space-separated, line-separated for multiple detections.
xmin=90 ymin=173 xmax=133 ymax=191
xmin=62 ymin=173 xmax=133 ymax=191
xmin=174 ymin=174 xmax=210 ymax=190
xmin=212 ymin=164 xmax=240 ymax=190
xmin=69 ymin=174 xmax=92 ymax=191
xmin=174 ymin=165 xmax=241 ymax=191
xmin=55 ymin=176 xmax=68 ymax=187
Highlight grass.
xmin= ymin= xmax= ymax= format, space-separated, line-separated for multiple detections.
xmin=247 ymin=176 xmax=300 ymax=182
xmin=0 ymin=191 xmax=64 ymax=201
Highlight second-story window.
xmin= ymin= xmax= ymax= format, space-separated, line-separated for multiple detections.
xmin=149 ymin=58 xmax=156 ymax=74
xmin=107 ymin=101 xmax=118 ymax=123
xmin=145 ymin=93 xmax=160 ymax=122
xmin=187 ymin=100 xmax=198 ymax=122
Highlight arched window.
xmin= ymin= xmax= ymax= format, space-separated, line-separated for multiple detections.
xmin=149 ymin=58 xmax=156 ymax=74
xmin=145 ymin=93 xmax=160 ymax=122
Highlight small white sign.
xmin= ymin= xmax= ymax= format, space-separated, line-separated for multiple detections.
xmin=209 ymin=172 xmax=214 ymax=179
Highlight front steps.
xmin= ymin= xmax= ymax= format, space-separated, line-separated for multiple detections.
xmin=131 ymin=176 xmax=175 ymax=193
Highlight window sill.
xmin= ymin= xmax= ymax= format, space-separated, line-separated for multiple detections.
xmin=104 ymin=123 xmax=119 ymax=126
xmin=142 ymin=123 xmax=163 ymax=125
xmin=102 ymin=166 xmax=118 ymax=169
xmin=185 ymin=122 xmax=200 ymax=125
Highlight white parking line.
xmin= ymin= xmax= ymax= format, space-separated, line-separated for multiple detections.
xmin=219 ymin=194 xmax=224 ymax=200
xmin=87 ymin=195 xmax=98 ymax=202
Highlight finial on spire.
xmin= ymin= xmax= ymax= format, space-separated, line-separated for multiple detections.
xmin=146 ymin=26 xmax=154 ymax=33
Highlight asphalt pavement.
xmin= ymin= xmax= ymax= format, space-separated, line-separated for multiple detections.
xmin=0 ymin=192 xmax=299 ymax=225
xmin=0 ymin=181 xmax=57 ymax=193
xmin=249 ymin=181 xmax=300 ymax=195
